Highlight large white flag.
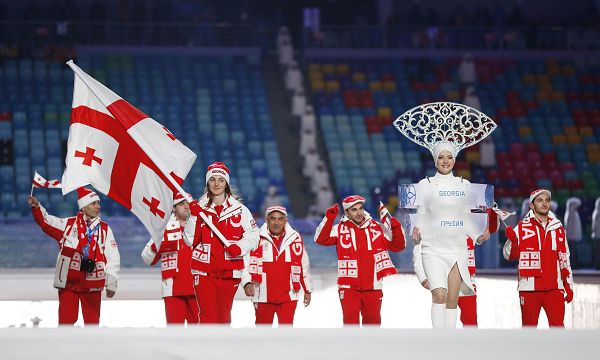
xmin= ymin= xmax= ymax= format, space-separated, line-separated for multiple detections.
xmin=62 ymin=60 xmax=197 ymax=244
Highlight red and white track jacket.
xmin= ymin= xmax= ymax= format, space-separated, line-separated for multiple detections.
xmin=141 ymin=213 xmax=194 ymax=298
xmin=503 ymin=210 xmax=573 ymax=291
xmin=183 ymin=194 xmax=259 ymax=279
xmin=241 ymin=223 xmax=313 ymax=303
xmin=32 ymin=205 xmax=120 ymax=293
xmin=314 ymin=212 xmax=405 ymax=290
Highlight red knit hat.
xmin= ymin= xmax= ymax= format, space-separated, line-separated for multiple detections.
xmin=529 ymin=189 xmax=551 ymax=203
xmin=206 ymin=162 xmax=230 ymax=184
xmin=77 ymin=187 xmax=99 ymax=210
xmin=342 ymin=195 xmax=365 ymax=210
xmin=173 ymin=192 xmax=191 ymax=206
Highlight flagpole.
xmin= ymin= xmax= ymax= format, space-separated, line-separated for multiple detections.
xmin=30 ymin=170 xmax=36 ymax=196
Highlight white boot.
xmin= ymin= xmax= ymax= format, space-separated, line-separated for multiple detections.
xmin=445 ymin=308 xmax=458 ymax=329
xmin=431 ymin=303 xmax=446 ymax=328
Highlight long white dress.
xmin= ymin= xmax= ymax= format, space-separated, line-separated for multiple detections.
xmin=417 ymin=172 xmax=476 ymax=296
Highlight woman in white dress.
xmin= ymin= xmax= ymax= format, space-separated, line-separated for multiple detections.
xmin=394 ymin=102 xmax=497 ymax=328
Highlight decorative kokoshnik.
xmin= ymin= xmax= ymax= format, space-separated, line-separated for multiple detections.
xmin=393 ymin=102 xmax=498 ymax=241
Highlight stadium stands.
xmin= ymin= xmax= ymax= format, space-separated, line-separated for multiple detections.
xmin=0 ymin=55 xmax=289 ymax=218
xmin=307 ymin=57 xmax=600 ymax=227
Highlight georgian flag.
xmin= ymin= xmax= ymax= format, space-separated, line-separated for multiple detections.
xmin=61 ymin=61 xmax=197 ymax=245
xmin=32 ymin=171 xmax=62 ymax=188
xmin=491 ymin=206 xmax=516 ymax=221
xmin=378 ymin=201 xmax=392 ymax=240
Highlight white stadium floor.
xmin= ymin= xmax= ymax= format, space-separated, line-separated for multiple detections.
xmin=1 ymin=269 xmax=598 ymax=359
xmin=1 ymin=268 xmax=599 ymax=329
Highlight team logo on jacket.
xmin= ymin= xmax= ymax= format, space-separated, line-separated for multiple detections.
xmin=292 ymin=242 xmax=303 ymax=256
xmin=229 ymin=213 xmax=243 ymax=228
xmin=520 ymin=223 xmax=537 ymax=241
xmin=369 ymin=225 xmax=382 ymax=242
xmin=339 ymin=226 xmax=355 ymax=249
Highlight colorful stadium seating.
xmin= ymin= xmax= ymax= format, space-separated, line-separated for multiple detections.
xmin=0 ymin=55 xmax=289 ymax=217
xmin=307 ymin=57 xmax=600 ymax=224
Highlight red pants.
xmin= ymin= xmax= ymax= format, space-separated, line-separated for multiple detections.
xmin=338 ymin=288 xmax=383 ymax=326
xmin=255 ymin=301 xmax=298 ymax=325
xmin=458 ymin=295 xmax=477 ymax=326
xmin=164 ymin=295 xmax=199 ymax=325
xmin=58 ymin=288 xmax=101 ymax=325
xmin=519 ymin=290 xmax=565 ymax=327
xmin=194 ymin=275 xmax=240 ymax=324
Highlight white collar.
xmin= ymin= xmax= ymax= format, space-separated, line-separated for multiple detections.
xmin=433 ymin=171 xmax=455 ymax=178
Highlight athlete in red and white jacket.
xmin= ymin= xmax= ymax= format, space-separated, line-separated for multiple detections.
xmin=183 ymin=162 xmax=260 ymax=324
xmin=241 ymin=206 xmax=313 ymax=326
xmin=29 ymin=187 xmax=120 ymax=325
xmin=141 ymin=192 xmax=198 ymax=325
xmin=314 ymin=195 xmax=406 ymax=326
xmin=503 ymin=189 xmax=574 ymax=327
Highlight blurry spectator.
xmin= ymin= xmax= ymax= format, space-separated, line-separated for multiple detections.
xmin=565 ymin=197 xmax=583 ymax=268
xmin=291 ymin=89 xmax=306 ymax=117
xmin=458 ymin=53 xmax=477 ymax=85
xmin=592 ymin=198 xmax=600 ymax=269
xmin=463 ymin=86 xmax=481 ymax=111
xmin=309 ymin=185 xmax=334 ymax=217
xmin=300 ymin=127 xmax=317 ymax=158
xmin=277 ymin=26 xmax=291 ymax=51
xmin=310 ymin=162 xmax=330 ymax=194
xmin=302 ymin=149 xmax=319 ymax=178
xmin=301 ymin=105 xmax=317 ymax=134
xmin=565 ymin=197 xmax=583 ymax=242
xmin=479 ymin=137 xmax=496 ymax=168
xmin=260 ymin=186 xmax=282 ymax=215
xmin=285 ymin=62 xmax=303 ymax=92
xmin=592 ymin=197 xmax=600 ymax=240
xmin=278 ymin=38 xmax=293 ymax=66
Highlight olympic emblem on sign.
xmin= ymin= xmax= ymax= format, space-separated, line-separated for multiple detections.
xmin=399 ymin=184 xmax=417 ymax=208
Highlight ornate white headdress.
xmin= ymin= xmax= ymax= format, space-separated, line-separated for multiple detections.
xmin=393 ymin=102 xmax=496 ymax=159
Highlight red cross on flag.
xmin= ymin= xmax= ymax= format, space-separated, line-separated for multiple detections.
xmin=61 ymin=60 xmax=197 ymax=245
